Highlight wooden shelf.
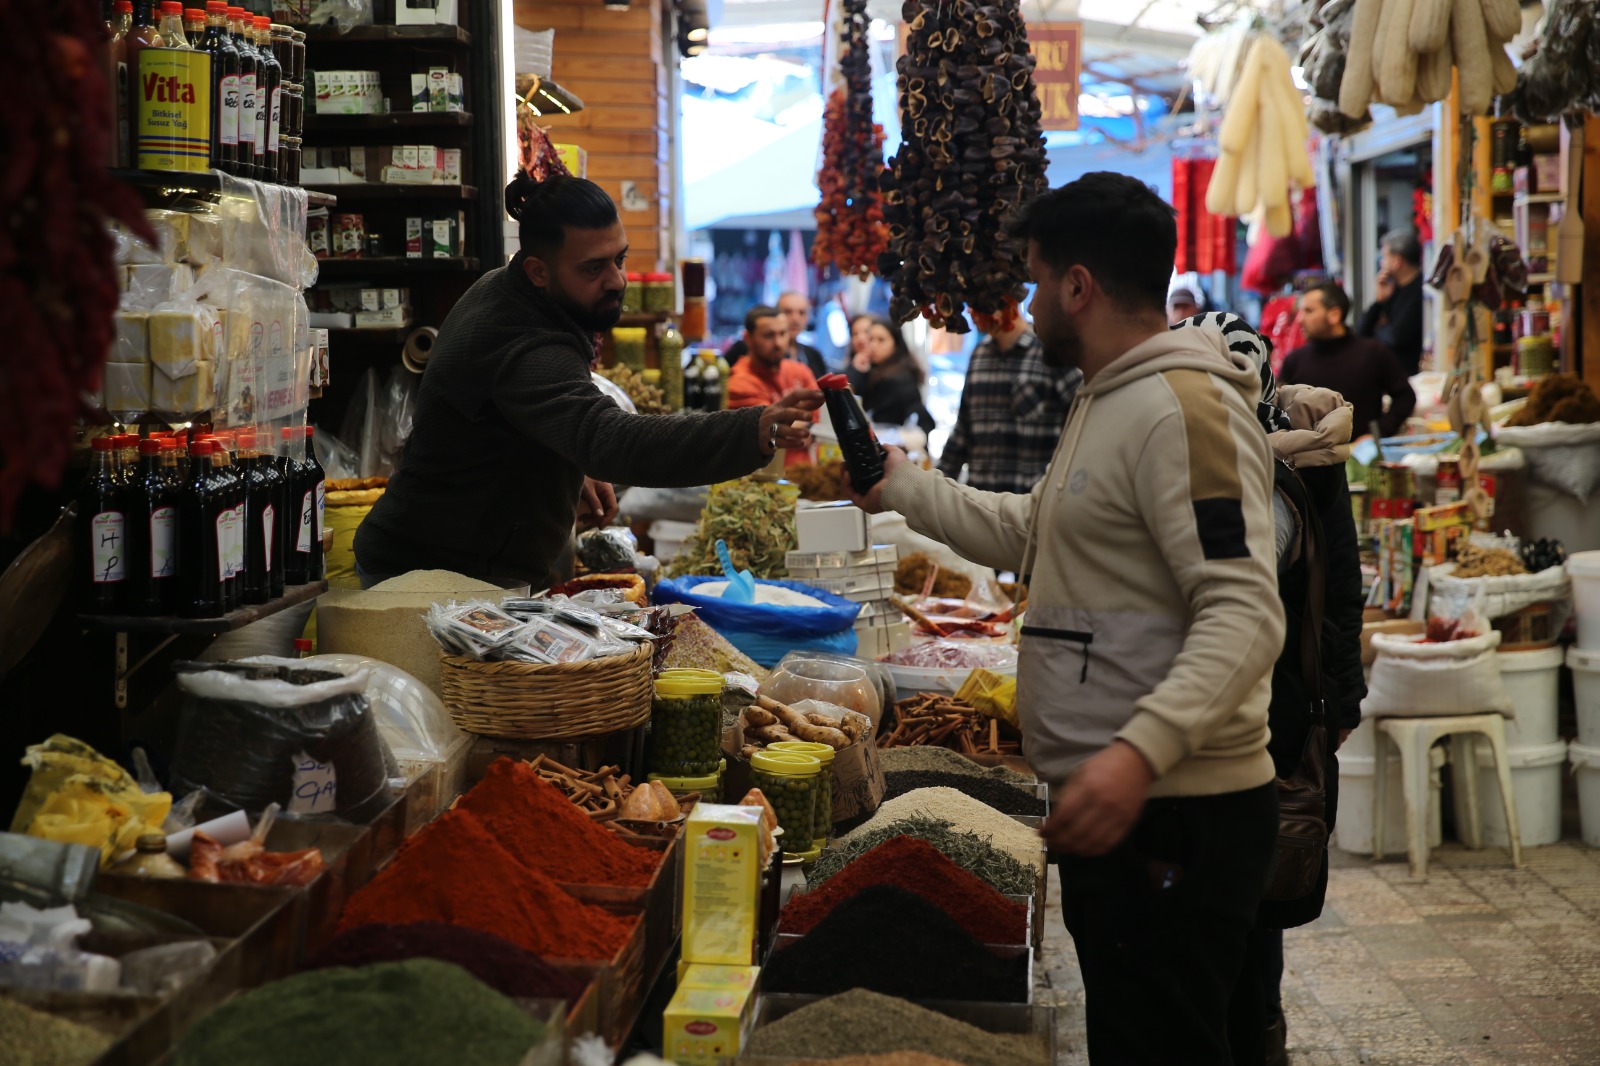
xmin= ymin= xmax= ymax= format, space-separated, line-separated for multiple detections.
xmin=304 ymin=24 xmax=472 ymax=45
xmin=616 ymin=312 xmax=674 ymax=326
xmin=306 ymin=189 xmax=338 ymax=207
xmin=305 ymin=111 xmax=473 ymax=128
xmin=302 ymin=183 xmax=478 ymax=200
xmin=1515 ymin=192 xmax=1564 ymax=206
xmin=317 ymin=256 xmax=480 ymax=276
xmin=82 ymin=581 xmax=327 ymax=635
xmin=1527 ymin=273 xmax=1556 ymax=285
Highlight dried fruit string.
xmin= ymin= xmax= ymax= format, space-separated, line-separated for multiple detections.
xmin=812 ymin=0 xmax=888 ymax=278
xmin=1 ymin=1 xmax=153 ymax=529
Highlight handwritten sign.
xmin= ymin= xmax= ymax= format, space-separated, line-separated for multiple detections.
xmin=289 ymin=751 xmax=337 ymax=814
xmin=1028 ymin=23 xmax=1082 ymax=132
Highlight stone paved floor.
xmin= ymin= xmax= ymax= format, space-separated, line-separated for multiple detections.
xmin=1034 ymin=841 xmax=1600 ymax=1064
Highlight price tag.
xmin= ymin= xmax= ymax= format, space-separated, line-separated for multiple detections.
xmin=289 ymin=751 xmax=337 ymax=814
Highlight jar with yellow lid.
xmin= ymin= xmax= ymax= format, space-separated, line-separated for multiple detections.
xmin=648 ymin=669 xmax=725 ymax=777
xmin=750 ymin=750 xmax=821 ymax=854
xmin=768 ymin=740 xmax=835 ymax=846
xmin=612 ymin=327 xmax=647 ymax=372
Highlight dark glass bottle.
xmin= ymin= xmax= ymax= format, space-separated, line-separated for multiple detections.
xmin=258 ymin=431 xmax=287 ymax=598
xmin=125 ymin=0 xmax=165 ymax=163
xmin=81 ymin=437 xmax=131 ymax=614
xmin=237 ymin=434 xmax=269 ymax=604
xmin=229 ymin=5 xmax=258 ymax=180
xmin=302 ymin=426 xmax=326 ymax=581
xmin=281 ymin=426 xmax=309 ymax=585
xmin=130 ymin=438 xmax=180 ymax=615
xmin=203 ymin=1 xmax=239 ymax=174
xmin=178 ymin=440 xmax=222 ymax=618
xmin=160 ymin=437 xmax=183 ymax=491
xmin=254 ymin=16 xmax=282 ymax=182
xmin=817 ymin=373 xmax=887 ymax=492
xmin=210 ymin=437 xmax=242 ymax=611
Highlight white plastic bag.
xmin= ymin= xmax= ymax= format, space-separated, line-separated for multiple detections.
xmin=1494 ymin=422 xmax=1600 ymax=502
xmin=296 ymin=653 xmax=462 ymax=763
xmin=1361 ymin=630 xmax=1514 ymax=718
xmin=1427 ymin=562 xmax=1572 ymax=625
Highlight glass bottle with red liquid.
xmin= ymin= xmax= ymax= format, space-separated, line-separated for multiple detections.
xmin=178 ymin=440 xmax=222 ymax=618
xmin=816 ymin=373 xmax=887 ymax=492
xmin=81 ymin=437 xmax=131 ymax=614
xmin=130 ymin=438 xmax=180 ymax=615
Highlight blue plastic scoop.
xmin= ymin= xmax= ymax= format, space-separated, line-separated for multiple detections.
xmin=714 ymin=538 xmax=756 ymax=603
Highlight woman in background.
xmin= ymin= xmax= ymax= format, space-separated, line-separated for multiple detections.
xmin=847 ymin=315 xmax=935 ymax=431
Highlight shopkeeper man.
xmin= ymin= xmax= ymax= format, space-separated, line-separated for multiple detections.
xmin=727 ymin=305 xmax=821 ymax=468
xmin=354 ymin=173 xmax=822 ymax=588
xmin=1356 ymin=229 xmax=1425 ymax=375
xmin=848 ymin=172 xmax=1284 ymax=1064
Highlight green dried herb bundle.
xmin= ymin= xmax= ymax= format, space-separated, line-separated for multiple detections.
xmin=666 ymin=479 xmax=797 ymax=580
xmin=808 ymin=814 xmax=1037 ymax=898
xmin=598 ymin=365 xmax=671 ymax=416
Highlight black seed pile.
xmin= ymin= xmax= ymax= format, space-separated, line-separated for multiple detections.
xmin=882 ymin=770 xmax=1044 ymax=816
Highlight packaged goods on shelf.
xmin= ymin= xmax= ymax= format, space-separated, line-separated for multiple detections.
xmin=103 ymin=362 xmax=154 ymax=414
xmin=664 ymin=978 xmax=757 ymax=1066
xmin=113 ymin=312 xmax=150 ymax=364
xmin=682 ymin=804 xmax=764 ymax=966
xmin=313 ymin=70 xmax=383 ymax=114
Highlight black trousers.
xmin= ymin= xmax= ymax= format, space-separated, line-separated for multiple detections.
xmin=1057 ymin=782 xmax=1279 ymax=1066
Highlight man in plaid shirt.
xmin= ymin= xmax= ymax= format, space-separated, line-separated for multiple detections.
xmin=937 ymin=321 xmax=1082 ymax=492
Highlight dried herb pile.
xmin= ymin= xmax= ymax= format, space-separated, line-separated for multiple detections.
xmin=809 ymin=814 xmax=1037 ymax=897
xmin=304 ymin=922 xmax=591 ymax=1004
xmin=598 ymin=364 xmax=670 ymax=416
xmin=665 ymin=479 xmax=798 ymax=580
xmin=744 ymin=989 xmax=1049 ymax=1066
xmin=1505 ymin=374 xmax=1600 ymax=426
xmin=0 ymin=997 xmax=110 ymax=1066
xmin=813 ymin=0 xmax=888 ymax=279
xmin=878 ymin=0 xmax=1048 ymax=333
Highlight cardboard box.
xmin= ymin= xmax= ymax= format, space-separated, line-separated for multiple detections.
xmin=151 ymin=359 xmax=215 ymax=413
xmin=380 ymin=288 xmax=402 ymax=310
xmin=396 ymin=0 xmax=438 ymax=25
xmin=430 ymin=217 xmax=457 ymax=257
xmin=1534 ymin=153 xmax=1561 ymax=194
xmin=439 ymin=148 xmax=461 ymax=184
xmin=682 ymin=805 xmax=763 ymax=966
xmin=676 ymin=964 xmax=760 ymax=992
xmin=405 ymin=217 xmax=425 ymax=258
xmin=354 ymin=306 xmax=412 ymax=328
xmin=428 ymin=67 xmax=448 ymax=111
xmin=397 ymin=145 xmax=419 ymax=171
xmin=446 ymin=72 xmax=464 ymax=112
xmin=662 ymin=983 xmax=756 ymax=1066
xmin=553 ymin=143 xmax=587 ymax=178
xmin=417 ymin=145 xmax=438 ymax=178
xmin=359 ymin=288 xmax=381 ymax=312
xmin=796 ymin=500 xmax=870 ymax=553
xmin=411 ymin=73 xmax=428 ymax=112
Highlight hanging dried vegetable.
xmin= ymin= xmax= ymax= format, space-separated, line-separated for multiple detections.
xmin=1336 ymin=0 xmax=1519 ymax=119
xmin=515 ymin=102 xmax=571 ymax=181
xmin=1505 ymin=0 xmax=1600 ymax=123
xmin=2 ymin=1 xmax=153 ymax=529
xmin=1299 ymin=0 xmax=1373 ymax=133
xmin=878 ymin=0 xmax=1048 ymax=335
xmin=1205 ymin=36 xmax=1316 ymax=238
xmin=813 ymin=0 xmax=888 ymax=279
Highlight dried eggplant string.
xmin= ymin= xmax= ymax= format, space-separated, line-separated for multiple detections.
xmin=814 ymin=0 xmax=889 ymax=278
xmin=879 ymin=0 xmax=1048 ymax=334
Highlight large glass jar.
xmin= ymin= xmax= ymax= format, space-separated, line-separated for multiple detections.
xmin=647 ymin=669 xmax=725 ymax=777
xmin=750 ymin=750 xmax=820 ymax=854
xmin=768 ymin=740 xmax=835 ymax=845
xmin=611 ymin=327 xmax=647 ymax=372
xmin=760 ymin=657 xmax=883 ymax=732
xmin=643 ymin=272 xmax=675 ymax=313
xmin=621 ymin=273 xmax=645 ymax=315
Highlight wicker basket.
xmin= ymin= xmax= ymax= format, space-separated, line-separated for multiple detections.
xmin=438 ymin=642 xmax=654 ymax=740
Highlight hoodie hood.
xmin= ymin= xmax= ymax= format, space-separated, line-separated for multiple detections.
xmin=1269 ymin=384 xmax=1354 ymax=467
xmin=1085 ymin=323 xmax=1265 ymax=408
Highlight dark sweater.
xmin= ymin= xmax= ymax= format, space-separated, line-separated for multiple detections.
xmin=354 ymin=257 xmax=766 ymax=586
xmin=1356 ymin=274 xmax=1424 ymax=375
xmin=1279 ymin=333 xmax=1416 ymax=438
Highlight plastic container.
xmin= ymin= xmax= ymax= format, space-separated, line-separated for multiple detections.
xmin=647 ymin=670 xmax=725 ymax=777
xmin=642 ymin=272 xmax=675 ymax=313
xmin=750 ymin=750 xmax=821 ymax=855
xmin=1495 ymin=646 xmax=1564 ymax=747
xmin=612 ymin=327 xmax=647 ymax=371
xmin=648 ymin=519 xmax=697 ymax=564
xmin=648 ymin=759 xmax=726 ymax=803
xmin=1454 ymin=740 xmax=1567 ymax=848
xmin=768 ymin=740 xmax=835 ymax=844
xmin=1333 ymin=729 xmax=1444 ymax=856
xmin=760 ymin=658 xmax=882 ymax=730
xmin=1571 ymin=741 xmax=1600 ymax=847
xmin=1569 ymin=646 xmax=1600 ymax=748
xmin=1570 ymin=551 xmax=1600 ymax=649
xmin=1526 ymin=483 xmax=1600 ymax=557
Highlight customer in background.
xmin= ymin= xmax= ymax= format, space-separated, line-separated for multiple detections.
xmin=1167 ymin=286 xmax=1202 ymax=325
xmin=848 ymin=313 xmax=875 ymax=369
xmin=937 ymin=318 xmax=1080 ymax=492
xmin=849 ymin=172 xmax=1284 ymax=1065
xmin=1281 ymin=281 xmax=1415 ymax=439
xmin=727 ymin=305 xmax=821 ymax=468
xmin=725 ymin=291 xmax=827 ymax=377
xmin=1356 ymin=230 xmax=1425 ymax=375
xmin=846 ymin=315 xmax=935 ymax=431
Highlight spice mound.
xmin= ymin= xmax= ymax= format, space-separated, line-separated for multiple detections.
xmin=171 ymin=959 xmax=547 ymax=1066
xmin=877 ymin=746 xmax=1034 ymax=784
xmin=882 ymin=770 xmax=1044 ymax=817
xmin=793 ymin=1056 xmax=967 ymax=1066
xmin=337 ymin=807 xmax=637 ymax=959
xmin=0 ymin=997 xmax=111 ymax=1066
xmin=763 ymin=885 xmax=1028 ymax=1002
xmin=838 ymin=787 xmax=1045 ymax=871
xmin=1505 ymin=373 xmax=1600 ymax=426
xmin=895 ymin=553 xmax=973 ymax=599
xmin=745 ymin=988 xmax=1049 ymax=1066
xmin=456 ymin=757 xmax=659 ymax=886
xmin=810 ymin=815 xmax=1037 ymax=898
xmin=304 ymin=922 xmax=591 ymax=1003
xmin=780 ymin=834 xmax=1027 ymax=944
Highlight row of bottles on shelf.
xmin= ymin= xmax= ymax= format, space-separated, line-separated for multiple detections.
xmin=107 ymin=0 xmax=308 ymax=184
xmin=81 ymin=426 xmax=326 ymax=619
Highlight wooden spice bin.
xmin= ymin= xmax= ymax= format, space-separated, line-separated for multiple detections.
xmin=742 ymin=994 xmax=1057 ymax=1064
xmin=765 ymin=935 xmax=1035 ymax=1004
xmin=777 ymin=888 xmax=1034 ymax=956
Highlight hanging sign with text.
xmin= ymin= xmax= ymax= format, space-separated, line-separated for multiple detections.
xmin=1028 ymin=23 xmax=1082 ymax=131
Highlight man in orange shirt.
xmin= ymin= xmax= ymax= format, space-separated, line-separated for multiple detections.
xmin=727 ymin=305 xmax=820 ymax=467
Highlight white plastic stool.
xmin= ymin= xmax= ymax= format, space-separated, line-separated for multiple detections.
xmin=1372 ymin=714 xmax=1523 ymax=879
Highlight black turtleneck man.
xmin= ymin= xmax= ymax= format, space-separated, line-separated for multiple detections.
xmin=1356 ymin=231 xmax=1425 ymax=375
xmin=1280 ymin=281 xmax=1416 ymax=439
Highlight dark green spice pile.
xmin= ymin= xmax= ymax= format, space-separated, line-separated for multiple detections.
xmin=745 ymin=989 xmax=1048 ymax=1066
xmin=810 ymin=815 xmax=1037 ymax=898
xmin=883 ymin=770 xmax=1044 ymax=816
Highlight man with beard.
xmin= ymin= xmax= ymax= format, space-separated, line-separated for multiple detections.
xmin=847 ymin=172 xmax=1284 ymax=1064
xmin=356 ymin=173 xmax=821 ymax=587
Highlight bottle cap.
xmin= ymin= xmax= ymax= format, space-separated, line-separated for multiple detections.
xmin=189 ymin=440 xmax=212 ymax=457
xmin=236 ymin=433 xmax=256 ymax=448
xmin=161 ymin=438 xmax=180 ymax=451
xmin=294 ymin=638 xmax=314 ymax=653
xmin=185 ymin=8 xmax=204 ymax=19
xmin=161 ymin=1 xmax=182 ymax=12
xmin=206 ymin=1 xmax=225 ymax=10
xmin=281 ymin=427 xmax=294 ymax=440
xmin=817 ymin=373 xmax=849 ymax=389
xmin=93 ymin=437 xmax=114 ymax=451
xmin=304 ymin=426 xmax=315 ymax=439
xmin=116 ymin=0 xmax=132 ymax=10
xmin=255 ymin=14 xmax=269 ymax=27
xmin=139 ymin=439 xmax=162 ymax=455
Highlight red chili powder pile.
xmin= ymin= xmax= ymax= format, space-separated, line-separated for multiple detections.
xmin=779 ymin=834 xmax=1028 ymax=944
xmin=454 ymin=757 xmax=659 ymax=887
xmin=337 ymin=807 xmax=636 ymax=960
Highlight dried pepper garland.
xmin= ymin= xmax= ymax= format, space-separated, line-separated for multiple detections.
xmin=1 ymin=0 xmax=152 ymax=528
xmin=879 ymin=0 xmax=1048 ymax=334
xmin=813 ymin=0 xmax=888 ymax=278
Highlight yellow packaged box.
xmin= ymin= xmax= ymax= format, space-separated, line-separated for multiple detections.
xmin=662 ymin=982 xmax=756 ymax=1066
xmin=675 ymin=961 xmax=760 ymax=990
xmin=152 ymin=359 xmax=215 ymax=413
xmin=149 ymin=308 xmax=214 ymax=378
xmin=553 ymin=142 xmax=587 ymax=178
xmin=682 ymin=804 xmax=763 ymax=966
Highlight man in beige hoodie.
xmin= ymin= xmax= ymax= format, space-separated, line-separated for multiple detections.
xmin=850 ymin=173 xmax=1285 ymax=1063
